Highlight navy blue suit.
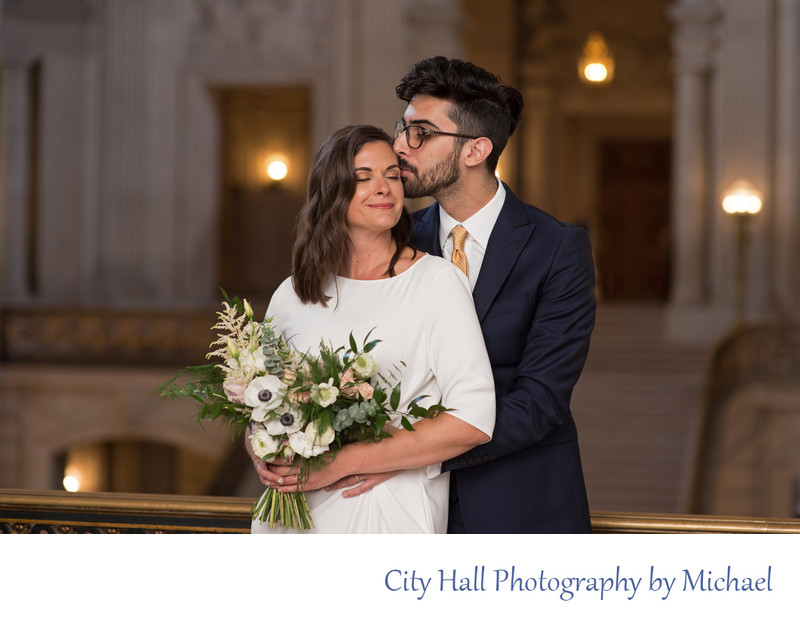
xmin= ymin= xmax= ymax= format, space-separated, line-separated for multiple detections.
xmin=411 ymin=183 xmax=595 ymax=533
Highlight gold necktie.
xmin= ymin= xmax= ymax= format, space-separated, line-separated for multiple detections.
xmin=450 ymin=225 xmax=469 ymax=277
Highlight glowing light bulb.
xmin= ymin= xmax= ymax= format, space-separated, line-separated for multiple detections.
xmin=584 ymin=62 xmax=609 ymax=83
xmin=267 ymin=159 xmax=288 ymax=181
xmin=63 ymin=474 xmax=81 ymax=492
xmin=722 ymin=180 xmax=762 ymax=215
xmin=578 ymin=32 xmax=614 ymax=85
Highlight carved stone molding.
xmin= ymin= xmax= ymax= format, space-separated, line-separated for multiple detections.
xmin=1 ymin=308 xmax=216 ymax=366
xmin=188 ymin=0 xmax=325 ymax=66
xmin=667 ymin=0 xmax=721 ymax=73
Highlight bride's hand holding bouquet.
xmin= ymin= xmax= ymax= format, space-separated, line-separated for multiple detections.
xmin=160 ymin=292 xmax=445 ymax=530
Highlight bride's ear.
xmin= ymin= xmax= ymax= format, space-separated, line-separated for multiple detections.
xmin=463 ymin=138 xmax=494 ymax=168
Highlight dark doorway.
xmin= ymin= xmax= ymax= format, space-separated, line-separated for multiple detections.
xmin=214 ymin=86 xmax=311 ymax=313
xmin=595 ymin=140 xmax=671 ymax=301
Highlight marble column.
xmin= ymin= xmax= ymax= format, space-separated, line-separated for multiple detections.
xmin=1 ymin=0 xmax=93 ymax=305
xmin=667 ymin=0 xmax=719 ymax=306
xmin=710 ymin=0 xmax=774 ymax=319
xmin=517 ymin=72 xmax=557 ymax=212
xmin=38 ymin=50 xmax=93 ymax=303
xmin=359 ymin=0 xmax=413 ymax=133
xmin=95 ymin=0 xmax=152 ymax=303
xmin=326 ymin=0 xmax=461 ymax=136
xmin=773 ymin=0 xmax=800 ymax=316
xmin=0 ymin=58 xmax=34 ymax=302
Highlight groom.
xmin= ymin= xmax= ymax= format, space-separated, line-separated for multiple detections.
xmin=394 ymin=57 xmax=596 ymax=533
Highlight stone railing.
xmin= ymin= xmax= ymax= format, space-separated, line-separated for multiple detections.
xmin=690 ymin=320 xmax=800 ymax=515
xmin=2 ymin=489 xmax=800 ymax=534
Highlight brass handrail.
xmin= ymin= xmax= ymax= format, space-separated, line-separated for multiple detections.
xmin=590 ymin=510 xmax=800 ymax=534
xmin=2 ymin=489 xmax=800 ymax=533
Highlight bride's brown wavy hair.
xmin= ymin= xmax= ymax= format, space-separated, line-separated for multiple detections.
xmin=291 ymin=124 xmax=414 ymax=306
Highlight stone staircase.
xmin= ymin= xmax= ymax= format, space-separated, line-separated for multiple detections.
xmin=571 ymin=303 xmax=711 ymax=514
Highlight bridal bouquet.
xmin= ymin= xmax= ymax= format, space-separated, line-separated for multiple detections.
xmin=160 ymin=292 xmax=444 ymax=530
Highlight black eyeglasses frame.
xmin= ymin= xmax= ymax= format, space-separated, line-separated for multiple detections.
xmin=394 ymin=121 xmax=479 ymax=149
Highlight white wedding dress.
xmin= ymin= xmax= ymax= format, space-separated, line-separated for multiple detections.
xmin=251 ymin=254 xmax=495 ymax=534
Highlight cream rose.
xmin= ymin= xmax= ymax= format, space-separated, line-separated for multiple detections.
xmin=250 ymin=425 xmax=280 ymax=462
xmin=339 ymin=369 xmax=358 ymax=397
xmin=288 ymin=421 xmax=336 ymax=458
xmin=222 ymin=376 xmax=249 ymax=404
xmin=357 ymin=381 xmax=374 ymax=400
xmin=238 ymin=346 xmax=267 ymax=375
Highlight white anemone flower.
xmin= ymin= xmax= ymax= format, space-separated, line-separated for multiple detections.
xmin=266 ymin=404 xmax=304 ymax=436
xmin=244 ymin=375 xmax=287 ymax=421
xmin=311 ymin=378 xmax=339 ymax=408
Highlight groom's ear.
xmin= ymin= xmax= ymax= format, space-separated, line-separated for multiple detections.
xmin=463 ymin=137 xmax=494 ymax=168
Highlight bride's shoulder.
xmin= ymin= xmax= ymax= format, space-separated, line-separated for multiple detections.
xmin=393 ymin=246 xmax=426 ymax=273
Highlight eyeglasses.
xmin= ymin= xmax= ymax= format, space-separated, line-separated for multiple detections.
xmin=394 ymin=121 xmax=479 ymax=149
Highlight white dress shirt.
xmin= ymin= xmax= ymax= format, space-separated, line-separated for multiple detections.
xmin=438 ymin=179 xmax=506 ymax=291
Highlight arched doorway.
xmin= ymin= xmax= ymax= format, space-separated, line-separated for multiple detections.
xmin=54 ymin=439 xmax=219 ymax=496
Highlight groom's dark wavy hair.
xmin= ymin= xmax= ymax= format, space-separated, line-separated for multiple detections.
xmin=395 ymin=56 xmax=524 ymax=173
xmin=291 ymin=124 xmax=413 ymax=306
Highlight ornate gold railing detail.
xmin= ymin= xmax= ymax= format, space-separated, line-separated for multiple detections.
xmin=2 ymin=489 xmax=800 ymax=534
xmin=0 ymin=489 xmax=252 ymax=533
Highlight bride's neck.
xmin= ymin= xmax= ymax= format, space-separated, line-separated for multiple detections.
xmin=345 ymin=232 xmax=396 ymax=280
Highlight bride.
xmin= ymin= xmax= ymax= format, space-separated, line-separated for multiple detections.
xmin=247 ymin=124 xmax=495 ymax=534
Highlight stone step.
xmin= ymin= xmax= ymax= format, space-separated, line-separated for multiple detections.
xmin=571 ymin=302 xmax=707 ymax=515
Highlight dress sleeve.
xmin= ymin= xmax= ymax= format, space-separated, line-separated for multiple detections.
xmin=264 ymin=277 xmax=293 ymax=338
xmin=423 ymin=262 xmax=496 ymax=439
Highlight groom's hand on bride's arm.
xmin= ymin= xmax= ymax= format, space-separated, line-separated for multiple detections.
xmin=266 ymin=466 xmax=400 ymax=496
xmin=326 ymin=471 xmax=401 ymax=497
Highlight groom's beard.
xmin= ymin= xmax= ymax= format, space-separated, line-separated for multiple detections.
xmin=399 ymin=145 xmax=461 ymax=199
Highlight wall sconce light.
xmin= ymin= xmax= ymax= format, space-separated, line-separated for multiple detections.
xmin=63 ymin=467 xmax=82 ymax=492
xmin=578 ymin=31 xmax=615 ymax=85
xmin=722 ymin=179 xmax=763 ymax=215
xmin=265 ymin=155 xmax=289 ymax=182
xmin=722 ymin=179 xmax=762 ymax=324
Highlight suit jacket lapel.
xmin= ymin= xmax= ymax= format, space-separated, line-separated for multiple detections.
xmin=473 ymin=188 xmax=535 ymax=322
xmin=412 ymin=190 xmax=535 ymax=322
xmin=411 ymin=204 xmax=443 ymax=257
